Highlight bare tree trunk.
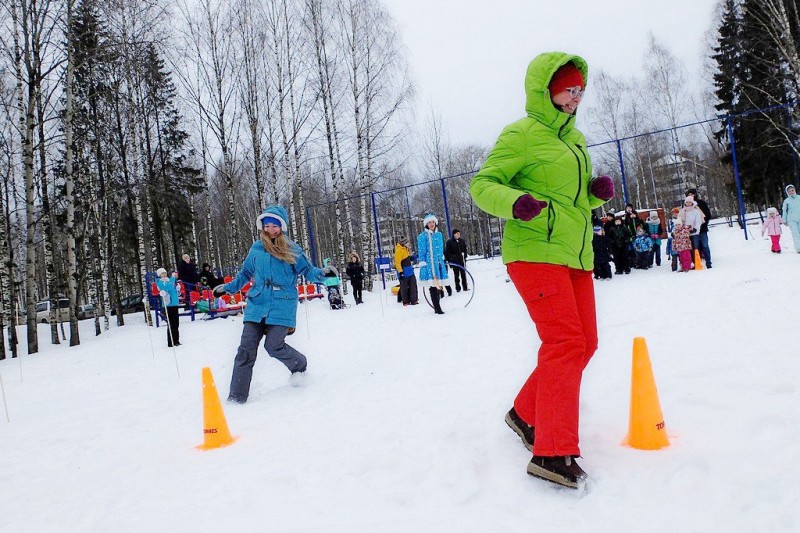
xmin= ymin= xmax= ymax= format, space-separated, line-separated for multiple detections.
xmin=17 ymin=0 xmax=39 ymax=353
xmin=64 ymin=0 xmax=79 ymax=345
xmin=199 ymin=122 xmax=217 ymax=266
xmin=33 ymin=42 xmax=61 ymax=344
xmin=307 ymin=0 xmax=346 ymax=262
xmin=236 ymin=0 xmax=266 ymax=210
xmin=0 ymin=176 xmax=12 ymax=359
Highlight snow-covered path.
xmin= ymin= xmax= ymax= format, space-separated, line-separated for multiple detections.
xmin=1 ymin=224 xmax=798 ymax=532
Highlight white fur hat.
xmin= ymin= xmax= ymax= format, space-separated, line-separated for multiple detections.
xmin=684 ymin=198 xmax=696 ymax=207
xmin=156 ymin=268 xmax=167 ymax=277
xmin=648 ymin=210 xmax=658 ymax=218
xmin=767 ymin=207 xmax=778 ymax=215
xmin=423 ymin=213 xmax=438 ymax=227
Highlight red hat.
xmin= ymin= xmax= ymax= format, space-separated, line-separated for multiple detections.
xmin=548 ymin=63 xmax=585 ymax=95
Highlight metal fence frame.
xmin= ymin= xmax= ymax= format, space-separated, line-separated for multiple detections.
xmin=305 ymin=102 xmax=800 ymax=278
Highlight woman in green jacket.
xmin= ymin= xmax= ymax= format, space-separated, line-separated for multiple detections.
xmin=469 ymin=52 xmax=614 ymax=489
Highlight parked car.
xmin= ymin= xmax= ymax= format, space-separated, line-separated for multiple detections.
xmin=77 ymin=303 xmax=96 ymax=320
xmin=35 ymin=299 xmax=71 ymax=323
xmin=111 ymin=294 xmax=144 ymax=316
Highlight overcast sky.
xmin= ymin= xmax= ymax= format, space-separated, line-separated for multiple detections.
xmin=381 ymin=0 xmax=721 ymax=148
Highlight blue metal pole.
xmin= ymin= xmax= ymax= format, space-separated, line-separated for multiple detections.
xmin=787 ymin=106 xmax=799 ymax=181
xmin=371 ymin=192 xmax=386 ymax=290
xmin=616 ymin=139 xmax=630 ymax=205
xmin=306 ymin=206 xmax=318 ymax=265
xmin=726 ymin=115 xmax=748 ymax=240
xmin=440 ymin=178 xmax=452 ymax=236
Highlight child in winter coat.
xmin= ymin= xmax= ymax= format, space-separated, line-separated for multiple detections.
xmin=155 ymin=268 xmax=181 ymax=347
xmin=592 ymin=225 xmax=612 ymax=279
xmin=345 ymin=252 xmax=365 ymax=304
xmin=782 ymin=184 xmax=800 ymax=253
xmin=667 ymin=207 xmax=681 ymax=271
xmin=672 ymin=219 xmax=693 ymax=272
xmin=682 ymin=197 xmax=706 ymax=263
xmin=645 ymin=210 xmax=664 ymax=267
xmin=212 ymin=205 xmax=332 ymax=403
xmin=394 ymin=236 xmax=418 ymax=306
xmin=632 ymin=227 xmax=654 ymax=269
xmin=761 ymin=207 xmax=783 ymax=253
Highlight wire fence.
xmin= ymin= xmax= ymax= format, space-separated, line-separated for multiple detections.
xmin=305 ymin=102 xmax=800 ymax=281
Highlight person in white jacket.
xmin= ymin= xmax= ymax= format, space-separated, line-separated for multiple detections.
xmin=782 ymin=184 xmax=800 ymax=253
xmin=682 ymin=197 xmax=705 ymax=264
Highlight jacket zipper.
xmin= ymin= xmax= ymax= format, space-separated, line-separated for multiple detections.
xmin=558 ymin=122 xmax=587 ymax=269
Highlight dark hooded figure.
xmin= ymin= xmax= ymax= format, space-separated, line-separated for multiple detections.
xmin=444 ymin=229 xmax=469 ymax=292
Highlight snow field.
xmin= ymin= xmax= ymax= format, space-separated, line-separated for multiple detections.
xmin=1 ymin=223 xmax=799 ymax=532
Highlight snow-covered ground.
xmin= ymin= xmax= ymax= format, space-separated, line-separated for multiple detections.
xmin=1 ymin=223 xmax=799 ymax=532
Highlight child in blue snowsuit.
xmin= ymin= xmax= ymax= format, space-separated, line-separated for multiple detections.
xmin=645 ymin=211 xmax=664 ymax=267
xmin=213 ymin=205 xmax=333 ymax=403
xmin=632 ymin=227 xmax=654 ymax=270
xmin=417 ymin=213 xmax=450 ymax=315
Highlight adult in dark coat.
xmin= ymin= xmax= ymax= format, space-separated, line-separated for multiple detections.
xmin=602 ymin=209 xmax=617 ymax=234
xmin=345 ymin=252 xmax=365 ymax=305
xmin=622 ymin=205 xmax=643 ymax=267
xmin=199 ymin=263 xmax=221 ymax=289
xmin=686 ymin=188 xmax=713 ymax=268
xmin=444 ymin=229 xmax=469 ymax=292
xmin=177 ymin=254 xmax=200 ymax=288
xmin=607 ymin=217 xmax=630 ymax=274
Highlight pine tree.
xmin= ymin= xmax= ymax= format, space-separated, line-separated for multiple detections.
xmin=713 ymin=0 xmax=797 ymax=205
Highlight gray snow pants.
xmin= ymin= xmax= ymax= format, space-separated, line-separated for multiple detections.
xmin=228 ymin=320 xmax=307 ymax=402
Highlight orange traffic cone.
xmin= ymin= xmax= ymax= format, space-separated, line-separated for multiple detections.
xmin=196 ymin=367 xmax=237 ymax=450
xmin=622 ymin=337 xmax=669 ymax=450
xmin=693 ymin=249 xmax=703 ymax=270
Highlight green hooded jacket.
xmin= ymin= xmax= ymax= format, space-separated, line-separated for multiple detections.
xmin=469 ymin=51 xmax=606 ymax=271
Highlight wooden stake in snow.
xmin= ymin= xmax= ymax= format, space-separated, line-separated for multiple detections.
xmin=15 ymin=302 xmax=22 ymax=383
xmin=0 ymin=372 xmax=10 ymax=422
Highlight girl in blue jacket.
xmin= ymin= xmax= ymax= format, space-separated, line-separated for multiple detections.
xmin=156 ymin=268 xmax=181 ymax=347
xmin=417 ymin=213 xmax=450 ymax=315
xmin=214 ymin=205 xmax=332 ymax=403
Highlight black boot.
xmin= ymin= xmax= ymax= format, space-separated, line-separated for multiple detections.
xmin=445 ymin=285 xmax=452 ymax=297
xmin=505 ymin=408 xmax=534 ymax=451
xmin=527 ymin=455 xmax=587 ymax=489
xmin=429 ymin=287 xmax=444 ymax=314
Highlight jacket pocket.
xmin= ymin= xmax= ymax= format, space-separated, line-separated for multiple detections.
xmin=247 ymin=285 xmax=264 ymax=299
xmin=273 ymin=287 xmax=297 ymax=300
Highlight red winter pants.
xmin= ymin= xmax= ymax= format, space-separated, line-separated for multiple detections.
xmin=770 ymin=235 xmax=781 ymax=252
xmin=507 ymin=262 xmax=598 ymax=457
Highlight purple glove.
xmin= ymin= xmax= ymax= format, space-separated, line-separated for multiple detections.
xmin=590 ymin=176 xmax=615 ymax=201
xmin=512 ymin=194 xmax=548 ymax=221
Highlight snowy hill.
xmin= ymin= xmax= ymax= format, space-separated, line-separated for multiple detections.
xmin=1 ymin=223 xmax=799 ymax=532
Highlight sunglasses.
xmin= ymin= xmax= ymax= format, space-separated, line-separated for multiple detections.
xmin=565 ymin=86 xmax=585 ymax=99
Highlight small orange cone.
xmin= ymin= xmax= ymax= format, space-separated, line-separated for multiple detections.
xmin=196 ymin=367 xmax=237 ymax=450
xmin=622 ymin=337 xmax=669 ymax=450
xmin=693 ymin=250 xmax=703 ymax=270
